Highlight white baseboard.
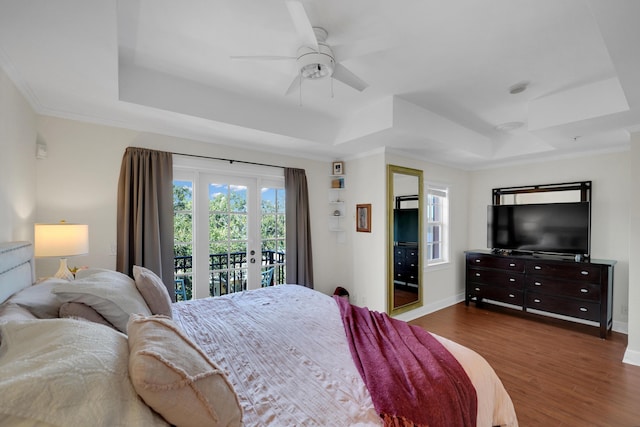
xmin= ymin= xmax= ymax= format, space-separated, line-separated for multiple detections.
xmin=623 ymin=348 xmax=640 ymax=366
xmin=392 ymin=293 xmax=464 ymax=323
xmin=612 ymin=320 xmax=628 ymax=334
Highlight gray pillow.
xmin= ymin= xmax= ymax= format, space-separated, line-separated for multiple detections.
xmin=132 ymin=266 xmax=173 ymax=318
xmin=52 ymin=270 xmax=151 ymax=333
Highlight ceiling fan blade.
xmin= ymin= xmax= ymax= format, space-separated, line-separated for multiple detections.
xmin=285 ymin=74 xmax=302 ymax=95
xmin=286 ymin=0 xmax=318 ymax=50
xmin=230 ymin=55 xmax=296 ymax=61
xmin=332 ymin=63 xmax=368 ymax=92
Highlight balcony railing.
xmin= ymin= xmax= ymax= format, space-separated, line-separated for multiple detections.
xmin=173 ymin=251 xmax=285 ymax=301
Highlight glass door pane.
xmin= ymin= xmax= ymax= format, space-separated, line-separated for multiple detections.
xmin=209 ymin=182 xmax=248 ymax=297
xmin=173 ymin=179 xmax=193 ymax=301
xmin=260 ymin=187 xmax=286 ymax=286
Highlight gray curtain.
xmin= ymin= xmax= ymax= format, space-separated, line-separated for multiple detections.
xmin=116 ymin=147 xmax=175 ymax=300
xmin=285 ymin=168 xmax=313 ymax=288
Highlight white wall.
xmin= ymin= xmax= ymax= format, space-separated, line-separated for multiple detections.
xmin=341 ymin=151 xmax=387 ymax=311
xmin=0 ymin=67 xmax=36 ymax=242
xmin=34 ymin=116 xmax=341 ymax=295
xmin=624 ymin=132 xmax=640 ymax=365
xmin=467 ymin=151 xmax=630 ymax=329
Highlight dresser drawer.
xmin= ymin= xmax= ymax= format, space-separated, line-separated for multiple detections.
xmin=466 ymin=254 xmax=525 ymax=272
xmin=525 ymin=261 xmax=601 ymax=282
xmin=467 ymin=267 xmax=524 ymax=287
xmin=525 ymin=277 xmax=600 ymax=301
xmin=468 ymin=283 xmax=523 ymax=305
xmin=404 ymin=248 xmax=418 ymax=262
xmin=526 ymin=292 xmax=600 ymax=322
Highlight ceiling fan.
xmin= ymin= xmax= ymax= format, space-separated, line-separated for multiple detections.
xmin=231 ymin=0 xmax=369 ymax=95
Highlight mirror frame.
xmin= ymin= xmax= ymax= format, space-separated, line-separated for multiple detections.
xmin=387 ymin=164 xmax=424 ymax=315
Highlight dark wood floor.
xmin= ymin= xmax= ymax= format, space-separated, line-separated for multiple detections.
xmin=409 ymin=302 xmax=640 ymax=427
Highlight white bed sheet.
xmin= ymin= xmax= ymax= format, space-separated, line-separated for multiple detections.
xmin=172 ymin=285 xmax=518 ymax=427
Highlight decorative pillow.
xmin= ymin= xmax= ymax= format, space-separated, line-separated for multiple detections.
xmin=0 ymin=318 xmax=168 ymax=426
xmin=132 ymin=266 xmax=173 ymax=318
xmin=127 ymin=314 xmax=242 ymax=427
xmin=59 ymin=301 xmax=115 ymax=329
xmin=52 ymin=270 xmax=151 ymax=333
xmin=7 ymin=279 xmax=67 ymax=319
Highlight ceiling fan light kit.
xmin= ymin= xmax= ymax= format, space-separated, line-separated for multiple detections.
xmin=298 ymin=44 xmax=335 ymax=80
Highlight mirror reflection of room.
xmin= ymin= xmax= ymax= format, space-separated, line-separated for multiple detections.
xmin=392 ymin=173 xmax=420 ymax=309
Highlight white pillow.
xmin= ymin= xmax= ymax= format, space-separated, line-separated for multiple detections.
xmin=53 ymin=270 xmax=151 ymax=333
xmin=0 ymin=318 xmax=168 ymax=426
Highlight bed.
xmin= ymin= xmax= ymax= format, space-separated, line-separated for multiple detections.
xmin=0 ymin=241 xmax=518 ymax=426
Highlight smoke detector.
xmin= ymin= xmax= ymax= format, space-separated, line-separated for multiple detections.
xmin=508 ymin=82 xmax=529 ymax=95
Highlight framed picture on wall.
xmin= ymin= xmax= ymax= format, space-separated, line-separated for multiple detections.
xmin=332 ymin=161 xmax=344 ymax=175
xmin=356 ymin=204 xmax=371 ymax=232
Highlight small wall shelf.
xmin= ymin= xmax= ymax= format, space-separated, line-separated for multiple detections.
xmin=329 ymin=174 xmax=346 ymax=233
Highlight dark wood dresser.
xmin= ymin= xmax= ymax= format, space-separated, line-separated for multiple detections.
xmin=465 ymin=250 xmax=615 ymax=338
xmin=394 ymin=245 xmax=419 ymax=287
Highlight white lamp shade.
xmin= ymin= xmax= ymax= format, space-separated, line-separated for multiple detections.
xmin=34 ymin=223 xmax=89 ymax=257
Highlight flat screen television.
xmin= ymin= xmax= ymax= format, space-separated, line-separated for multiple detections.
xmin=487 ymin=202 xmax=590 ymax=256
xmin=394 ymin=208 xmax=419 ymax=245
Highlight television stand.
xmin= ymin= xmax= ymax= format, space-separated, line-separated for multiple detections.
xmin=465 ymin=250 xmax=616 ymax=338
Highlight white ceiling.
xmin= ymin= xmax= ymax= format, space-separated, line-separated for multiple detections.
xmin=1 ymin=0 xmax=639 ymax=169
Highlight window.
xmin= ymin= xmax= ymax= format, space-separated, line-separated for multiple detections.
xmin=426 ymin=184 xmax=449 ymax=265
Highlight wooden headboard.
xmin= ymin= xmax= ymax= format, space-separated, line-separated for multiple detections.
xmin=0 ymin=241 xmax=35 ymax=304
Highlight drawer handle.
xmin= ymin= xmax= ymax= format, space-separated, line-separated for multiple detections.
xmin=475 ymin=259 xmax=481 ymax=263
xmin=580 ymin=307 xmax=588 ymax=312
xmin=410 ymin=263 xmax=415 ymax=267
xmin=534 ymin=281 xmax=542 ymax=286
xmin=410 ymin=252 xmax=416 ymax=256
xmin=581 ymin=271 xmax=589 ymax=276
xmin=509 ymin=278 xmax=516 ymax=282
xmin=533 ymin=298 xmax=541 ymax=303
xmin=580 ymin=288 xmax=589 ymax=293
xmin=475 ymin=273 xmax=481 ymax=277
xmin=534 ymin=265 xmax=542 ymax=270
xmin=475 ymin=287 xmax=480 ymax=291
xmin=509 ymin=263 xmax=516 ymax=267
xmin=508 ymin=294 xmax=515 ymax=298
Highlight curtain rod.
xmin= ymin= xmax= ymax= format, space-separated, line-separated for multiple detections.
xmin=171 ymin=151 xmax=286 ymax=169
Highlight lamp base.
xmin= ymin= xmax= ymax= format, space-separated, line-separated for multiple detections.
xmin=54 ymin=258 xmax=74 ymax=281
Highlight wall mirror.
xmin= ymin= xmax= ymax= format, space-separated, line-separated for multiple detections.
xmin=387 ymin=165 xmax=423 ymax=314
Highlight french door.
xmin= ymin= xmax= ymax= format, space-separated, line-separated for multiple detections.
xmin=173 ymin=160 xmax=285 ymax=300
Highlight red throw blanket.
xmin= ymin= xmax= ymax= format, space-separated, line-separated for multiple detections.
xmin=334 ymin=296 xmax=477 ymax=427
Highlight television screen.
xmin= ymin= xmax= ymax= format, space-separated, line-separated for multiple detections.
xmin=394 ymin=208 xmax=419 ymax=244
xmin=487 ymin=202 xmax=590 ymax=255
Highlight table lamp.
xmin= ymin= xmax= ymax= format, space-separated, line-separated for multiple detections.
xmin=35 ymin=221 xmax=89 ymax=280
